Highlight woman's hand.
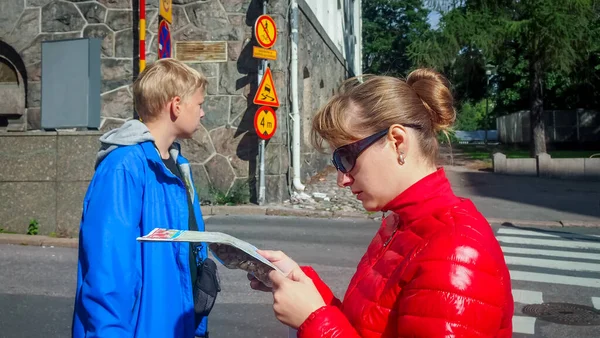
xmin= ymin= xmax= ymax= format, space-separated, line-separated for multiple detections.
xmin=269 ymin=267 xmax=326 ymax=329
xmin=248 ymin=250 xmax=300 ymax=292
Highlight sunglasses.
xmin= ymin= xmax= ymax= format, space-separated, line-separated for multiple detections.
xmin=331 ymin=124 xmax=422 ymax=173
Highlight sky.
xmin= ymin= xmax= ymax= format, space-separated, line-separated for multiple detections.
xmin=427 ymin=11 xmax=441 ymax=29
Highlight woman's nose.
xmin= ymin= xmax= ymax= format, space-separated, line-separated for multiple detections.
xmin=337 ymin=170 xmax=353 ymax=188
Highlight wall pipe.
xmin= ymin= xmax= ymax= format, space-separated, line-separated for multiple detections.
xmin=290 ymin=0 xmax=305 ymax=192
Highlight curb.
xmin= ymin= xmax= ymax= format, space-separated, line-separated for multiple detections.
xmin=487 ymin=218 xmax=600 ymax=228
xmin=0 ymin=234 xmax=78 ymax=248
xmin=1 ymin=206 xmax=598 ymax=249
xmin=201 ymin=205 xmax=379 ymax=220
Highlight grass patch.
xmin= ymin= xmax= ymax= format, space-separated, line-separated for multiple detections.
xmin=0 ymin=228 xmax=17 ymax=234
xmin=27 ymin=219 xmax=39 ymax=236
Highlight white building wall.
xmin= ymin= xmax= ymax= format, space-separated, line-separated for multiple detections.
xmin=303 ymin=0 xmax=362 ymax=75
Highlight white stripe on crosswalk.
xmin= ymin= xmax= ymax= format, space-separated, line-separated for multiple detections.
xmin=510 ymin=270 xmax=600 ymax=288
xmin=504 ymin=256 xmax=600 ymax=272
xmin=512 ymin=289 xmax=543 ymax=304
xmin=497 ymin=236 xmax=600 ymax=250
xmin=501 ymin=246 xmax=600 ymax=261
xmin=498 ymin=228 xmax=600 ymax=240
xmin=593 ymin=297 xmax=600 ymax=310
xmin=513 ymin=316 xmax=536 ymax=335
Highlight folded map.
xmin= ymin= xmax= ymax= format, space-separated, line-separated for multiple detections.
xmin=137 ymin=228 xmax=282 ymax=287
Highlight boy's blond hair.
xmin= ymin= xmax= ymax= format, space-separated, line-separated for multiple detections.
xmin=133 ymin=58 xmax=208 ymax=121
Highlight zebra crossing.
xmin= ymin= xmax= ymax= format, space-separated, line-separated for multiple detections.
xmin=496 ymin=226 xmax=600 ymax=336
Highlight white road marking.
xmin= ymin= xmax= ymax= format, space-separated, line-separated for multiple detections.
xmin=504 ymin=256 xmax=600 ymax=272
xmin=513 ymin=316 xmax=536 ymax=335
xmin=497 ymin=236 xmax=600 ymax=250
xmin=501 ymin=246 xmax=600 ymax=261
xmin=512 ymin=289 xmax=543 ymax=304
xmin=510 ymin=270 xmax=600 ymax=288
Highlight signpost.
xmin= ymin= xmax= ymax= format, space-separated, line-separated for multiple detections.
xmin=254 ymin=8 xmax=279 ymax=205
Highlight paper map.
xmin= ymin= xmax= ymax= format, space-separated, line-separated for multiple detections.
xmin=137 ymin=228 xmax=282 ymax=279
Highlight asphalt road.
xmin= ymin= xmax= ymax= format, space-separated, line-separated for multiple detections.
xmin=1 ymin=215 xmax=599 ymax=337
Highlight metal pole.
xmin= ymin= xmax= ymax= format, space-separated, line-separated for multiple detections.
xmin=257 ymin=1 xmax=267 ymax=205
xmin=485 ymin=76 xmax=489 ymax=145
xmin=139 ymin=0 xmax=146 ymax=72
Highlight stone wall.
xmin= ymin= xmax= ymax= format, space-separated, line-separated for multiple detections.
xmin=0 ymin=0 xmax=293 ymax=203
xmin=1 ymin=0 xmax=142 ymax=130
xmin=296 ymin=1 xmax=350 ymax=181
xmin=0 ymin=0 xmax=355 ymax=220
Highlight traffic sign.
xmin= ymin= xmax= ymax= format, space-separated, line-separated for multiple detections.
xmin=253 ymin=67 xmax=279 ymax=107
xmin=254 ymin=106 xmax=277 ymax=140
xmin=159 ymin=0 xmax=172 ymax=24
xmin=253 ymin=46 xmax=277 ymax=60
xmin=158 ymin=19 xmax=171 ymax=59
xmin=254 ymin=15 xmax=277 ymax=49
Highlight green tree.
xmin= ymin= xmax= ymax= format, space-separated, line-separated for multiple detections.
xmin=411 ymin=0 xmax=598 ymax=156
xmin=362 ymin=0 xmax=431 ymax=77
xmin=455 ymin=100 xmax=490 ymax=131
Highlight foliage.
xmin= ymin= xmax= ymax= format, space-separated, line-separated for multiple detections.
xmin=27 ymin=219 xmax=39 ymax=236
xmin=410 ymin=0 xmax=599 ymax=155
xmin=362 ymin=0 xmax=431 ymax=76
xmin=199 ymin=183 xmax=251 ymax=206
xmin=454 ymin=100 xmax=491 ymax=131
xmin=437 ymin=129 xmax=459 ymax=144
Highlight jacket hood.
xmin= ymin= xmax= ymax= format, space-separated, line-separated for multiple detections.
xmin=95 ymin=119 xmax=154 ymax=168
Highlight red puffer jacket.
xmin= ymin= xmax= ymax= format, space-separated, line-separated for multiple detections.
xmin=298 ymin=169 xmax=513 ymax=338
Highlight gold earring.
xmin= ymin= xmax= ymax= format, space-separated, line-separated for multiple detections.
xmin=398 ymin=151 xmax=406 ymax=165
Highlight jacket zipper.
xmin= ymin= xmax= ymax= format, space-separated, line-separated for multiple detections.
xmin=344 ymin=225 xmax=400 ymax=300
xmin=383 ymin=228 xmax=398 ymax=247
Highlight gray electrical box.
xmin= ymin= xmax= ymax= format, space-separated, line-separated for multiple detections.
xmin=41 ymin=38 xmax=101 ymax=130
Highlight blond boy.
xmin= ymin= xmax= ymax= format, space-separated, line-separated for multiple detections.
xmin=73 ymin=59 xmax=215 ymax=338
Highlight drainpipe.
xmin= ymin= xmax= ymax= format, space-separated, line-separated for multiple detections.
xmin=290 ymin=0 xmax=305 ymax=191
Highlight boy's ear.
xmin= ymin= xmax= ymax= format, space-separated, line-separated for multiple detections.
xmin=170 ymin=96 xmax=182 ymax=118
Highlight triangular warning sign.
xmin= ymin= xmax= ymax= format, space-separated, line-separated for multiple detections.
xmin=253 ymin=68 xmax=280 ymax=107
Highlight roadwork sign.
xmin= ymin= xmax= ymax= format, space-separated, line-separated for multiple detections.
xmin=253 ymin=68 xmax=279 ymax=107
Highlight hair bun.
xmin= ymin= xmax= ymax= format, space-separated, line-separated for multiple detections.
xmin=406 ymin=68 xmax=456 ymax=133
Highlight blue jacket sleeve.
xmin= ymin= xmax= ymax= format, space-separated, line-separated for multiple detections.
xmin=76 ymin=168 xmax=143 ymax=337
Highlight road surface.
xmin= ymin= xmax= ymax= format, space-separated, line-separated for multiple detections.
xmin=1 ymin=215 xmax=599 ymax=337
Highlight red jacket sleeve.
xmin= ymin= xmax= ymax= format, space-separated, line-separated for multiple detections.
xmin=297 ymin=266 xmax=360 ymax=338
xmin=300 ymin=266 xmax=342 ymax=308
xmin=297 ymin=305 xmax=362 ymax=338
xmin=395 ymin=231 xmax=509 ymax=337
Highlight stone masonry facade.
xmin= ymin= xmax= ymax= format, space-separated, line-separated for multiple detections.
xmin=0 ymin=0 xmax=353 ymax=235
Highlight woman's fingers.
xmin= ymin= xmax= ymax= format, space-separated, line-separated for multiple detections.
xmin=249 ymin=276 xmax=273 ymax=292
xmin=286 ymin=267 xmax=309 ymax=283
xmin=257 ymin=249 xmax=286 ymax=262
xmin=268 ymin=270 xmax=287 ymax=289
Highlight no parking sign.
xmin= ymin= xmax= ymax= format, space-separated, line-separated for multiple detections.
xmin=158 ymin=18 xmax=171 ymax=59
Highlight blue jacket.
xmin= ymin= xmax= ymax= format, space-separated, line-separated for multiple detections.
xmin=73 ymin=121 xmax=208 ymax=337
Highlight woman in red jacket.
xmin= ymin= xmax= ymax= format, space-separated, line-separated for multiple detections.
xmin=250 ymin=69 xmax=514 ymax=337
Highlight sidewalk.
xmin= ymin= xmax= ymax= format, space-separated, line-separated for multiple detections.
xmin=2 ymin=164 xmax=599 ymax=248
xmin=288 ymin=164 xmax=600 ymax=224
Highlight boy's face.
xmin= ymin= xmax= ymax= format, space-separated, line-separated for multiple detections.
xmin=175 ymin=88 xmax=205 ymax=138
